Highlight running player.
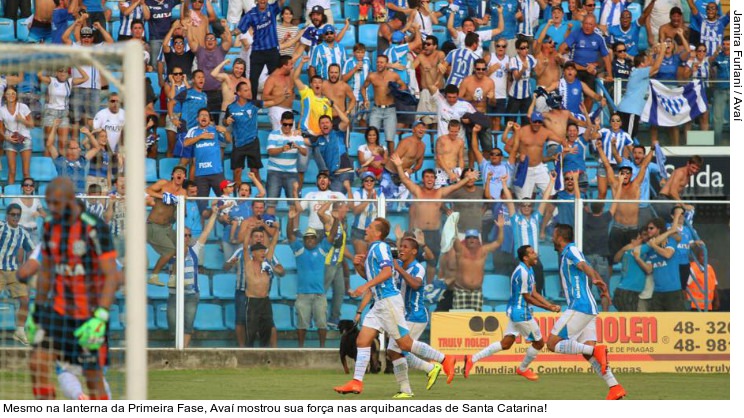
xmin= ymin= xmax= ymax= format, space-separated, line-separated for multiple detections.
xmin=463 ymin=245 xmax=561 ymax=380
xmin=25 ymin=177 xmax=119 ymax=399
xmin=333 ymin=218 xmax=455 ymax=397
xmin=547 ymin=223 xmax=626 ymax=400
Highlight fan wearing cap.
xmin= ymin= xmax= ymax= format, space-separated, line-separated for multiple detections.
xmin=595 ymin=138 xmax=657 ymax=261
xmin=451 ymin=216 xmax=506 ymax=311
xmin=510 ymin=111 xmax=561 ymax=199
xmin=294 ymin=5 xmax=350 ymax=59
xmin=308 ymin=24 xmax=347 ymax=80
xmin=297 ymin=170 xmax=346 ymax=232
xmin=502 ymin=172 xmax=557 ymax=294
xmin=286 ymin=204 xmax=333 ymax=347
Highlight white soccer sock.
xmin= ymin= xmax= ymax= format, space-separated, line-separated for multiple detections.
xmin=588 ymin=357 xmax=619 ymax=387
xmin=519 ymin=346 xmax=540 ymax=371
xmin=392 ymin=357 xmax=412 ymax=394
xmin=411 ymin=340 xmax=445 ymax=363
xmin=555 ymin=340 xmax=595 ymax=356
xmin=58 ymin=371 xmax=84 ymax=400
xmin=472 ymin=341 xmax=504 ymax=363
xmin=353 ymin=346 xmax=371 ymax=381
xmin=104 ymin=377 xmax=112 ymax=399
xmin=404 ymin=352 xmax=434 ymax=373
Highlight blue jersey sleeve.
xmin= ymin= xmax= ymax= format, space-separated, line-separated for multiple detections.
xmin=289 ymin=239 xmax=303 ymax=254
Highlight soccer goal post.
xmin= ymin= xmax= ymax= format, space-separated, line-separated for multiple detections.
xmin=0 ymin=41 xmax=146 ymax=400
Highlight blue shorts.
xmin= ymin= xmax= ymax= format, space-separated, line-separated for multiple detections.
xmin=28 ymin=22 xmax=52 ymax=43
xmin=173 ymin=134 xmax=194 ymax=159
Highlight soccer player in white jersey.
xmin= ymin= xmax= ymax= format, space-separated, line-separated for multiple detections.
xmin=463 ymin=244 xmax=560 ymax=380
xmin=547 ymin=224 xmax=626 ymax=400
xmin=334 ymin=218 xmax=456 ymax=397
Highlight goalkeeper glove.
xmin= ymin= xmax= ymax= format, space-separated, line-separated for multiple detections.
xmin=24 ymin=304 xmax=44 ymax=345
xmin=73 ymin=307 xmax=110 ymax=350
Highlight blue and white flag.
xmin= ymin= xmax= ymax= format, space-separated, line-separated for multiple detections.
xmin=654 ymin=142 xmax=669 ymax=180
xmin=554 ymin=152 xmax=564 ymax=192
xmin=641 ymin=80 xmax=708 ymax=127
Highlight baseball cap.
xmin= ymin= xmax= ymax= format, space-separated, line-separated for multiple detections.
xmin=412 ymin=120 xmax=425 ymax=128
xmin=310 ymin=5 xmax=325 ymax=15
xmin=316 ymin=170 xmax=331 ymax=180
xmin=220 ymin=180 xmax=235 ymax=190
xmin=464 ymin=229 xmax=480 ymax=239
xmin=618 ymin=160 xmax=634 ymax=171
xmin=303 ymin=227 xmax=319 ymax=238
xmin=542 ymin=35 xmax=553 ymax=44
xmin=320 ymin=24 xmax=335 ymax=35
xmin=80 ymin=26 xmax=94 ymax=36
xmin=392 ymin=31 xmax=406 ymax=43
xmin=361 ymin=171 xmax=377 ymax=180
xmin=250 ymin=243 xmax=267 ymax=252
xmin=530 ymin=112 xmax=544 ymax=123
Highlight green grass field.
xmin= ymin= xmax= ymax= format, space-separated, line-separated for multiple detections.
xmin=146 ymin=369 xmax=729 ymax=400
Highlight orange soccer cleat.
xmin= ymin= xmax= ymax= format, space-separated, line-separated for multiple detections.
xmin=516 ymin=367 xmax=539 ymax=381
xmin=463 ymin=355 xmax=474 ymax=379
xmin=333 ymin=379 xmax=363 ymax=395
xmin=593 ymin=344 xmax=608 ymax=375
xmin=607 ymin=384 xmax=627 ymax=400
xmin=442 ymin=355 xmax=456 ymax=384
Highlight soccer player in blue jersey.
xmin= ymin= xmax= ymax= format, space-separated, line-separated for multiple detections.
xmin=334 ymin=218 xmax=455 ymax=396
xmin=547 ymin=224 xmax=626 ymax=401
xmin=464 ymin=245 xmax=560 ymax=380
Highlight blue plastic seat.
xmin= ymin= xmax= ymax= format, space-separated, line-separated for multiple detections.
xmin=109 ymin=304 xmax=124 ymax=331
xmin=155 ymin=303 xmax=168 ymax=329
xmin=430 ymin=25 xmax=447 ymax=41
xmin=269 ymin=277 xmax=281 ymax=300
xmin=110 ymin=21 xmax=121 ymax=39
xmin=279 ymin=272 xmax=298 ymax=300
xmin=544 ymin=274 xmax=565 ymax=301
xmin=16 ymin=19 xmax=29 ymax=42
xmin=349 ymin=132 xmax=366 ymax=154
xmin=31 ymin=127 xmax=45 ymax=153
xmin=272 ymin=303 xmax=294 ymax=331
xmin=344 ymin=2 xmax=361 ymax=22
xmin=0 ymin=18 xmax=15 ymax=42
xmin=610 ymin=274 xmax=621 ymax=298
xmin=146 ymin=244 xmax=159 ymax=270
xmin=145 ymin=72 xmax=161 ymax=101
xmin=0 ymin=302 xmax=16 ymax=331
xmin=198 ymin=276 xmax=211 ymax=298
xmin=358 ymin=24 xmax=379 ymax=50
xmin=202 ymin=243 xmax=224 ymax=270
xmin=158 ymin=157 xmax=180 ymax=179
xmin=224 ymin=303 xmax=236 ymax=330
xmin=482 ymin=274 xmax=511 ymax=302
xmin=223 ymin=159 xmax=251 ymax=182
xmin=304 ymin=161 xmax=319 ymax=184
xmin=212 ymin=273 xmax=235 ymax=299
xmin=482 ymin=304 xmax=494 ymax=312
xmin=274 ymin=244 xmax=296 ymax=271
xmin=147 ymin=282 xmax=169 ymax=300
xmin=106 ymin=1 xmax=121 ymax=20
xmin=3 ymin=184 xmax=21 ymax=207
xmin=194 ymin=303 xmax=224 ymax=330
xmin=350 ymin=274 xmax=366 ymax=290
xmin=539 ymin=244 xmax=559 ymax=271
xmin=637 ymin=26 xmax=649 ymax=52
xmin=386 ymin=213 xmax=408 ymax=237
xmin=172 ymin=5 xmax=181 ymax=19
xmin=493 ymin=304 xmax=508 ymax=312
xmin=145 ymin=158 xmax=158 ymax=183
xmin=30 ymin=157 xmax=58 ymax=181
xmin=335 ymin=23 xmax=356 ymax=50
xmin=147 ymin=304 xmax=157 ymax=330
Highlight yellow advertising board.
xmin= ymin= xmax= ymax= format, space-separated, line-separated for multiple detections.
xmin=431 ymin=312 xmax=730 ymax=374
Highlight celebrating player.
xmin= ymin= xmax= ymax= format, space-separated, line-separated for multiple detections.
xmin=463 ymin=245 xmax=561 ymax=380
xmin=333 ymin=218 xmax=456 ymax=397
xmin=547 ymin=223 xmax=626 ymax=400
xmin=26 ymin=177 xmax=120 ymax=399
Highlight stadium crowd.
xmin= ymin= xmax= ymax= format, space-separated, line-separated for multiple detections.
xmin=0 ymin=0 xmax=729 ymax=348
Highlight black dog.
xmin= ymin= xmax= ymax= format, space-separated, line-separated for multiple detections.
xmin=338 ymin=320 xmax=381 ymax=374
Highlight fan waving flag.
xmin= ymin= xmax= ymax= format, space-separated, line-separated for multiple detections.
xmin=641 ymin=80 xmax=708 ymax=127
xmin=654 ymin=142 xmax=669 ymax=180
xmin=554 ymin=151 xmax=565 ymax=192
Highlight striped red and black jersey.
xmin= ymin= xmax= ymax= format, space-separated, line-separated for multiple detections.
xmin=42 ymin=211 xmax=117 ymax=319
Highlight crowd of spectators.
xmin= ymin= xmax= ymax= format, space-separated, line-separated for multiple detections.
xmin=0 ymin=0 xmax=728 ymax=347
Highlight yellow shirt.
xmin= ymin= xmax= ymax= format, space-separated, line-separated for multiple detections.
xmin=300 ymin=86 xmax=332 ymax=135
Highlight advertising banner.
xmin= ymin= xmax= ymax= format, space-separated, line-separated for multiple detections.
xmin=431 ymin=312 xmax=730 ymax=374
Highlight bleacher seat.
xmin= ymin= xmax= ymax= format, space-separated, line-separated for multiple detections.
xmin=159 ymin=157 xmax=180 ymax=179
xmin=194 ymin=303 xmax=224 ymax=330
xmin=0 ymin=18 xmax=15 ymax=42
xmin=110 ymin=21 xmax=121 ymax=39
xmin=223 ymin=159 xmax=251 ymax=182
xmin=279 ymin=272 xmax=298 ymax=300
xmin=430 ymin=25 xmax=447 ymax=41
xmin=147 ymin=282 xmax=169 ymax=300
xmin=341 ymin=302 xmax=368 ymax=320
xmin=350 ymin=274 xmax=366 ymax=290
xmin=269 ymin=276 xmax=281 ymax=300
xmin=212 ymin=273 xmax=235 ymax=299
xmin=106 ymin=1 xmax=121 ymax=20
xmin=331 ymin=2 xmax=343 ymax=21
xmin=638 ymin=26 xmax=649 ymax=52
xmin=349 ymin=132 xmax=366 ymax=154
xmin=481 ymin=304 xmax=494 ymax=312
xmin=145 ymin=72 xmax=161 ymax=100
xmin=344 ymin=2 xmax=361 ymax=22
xmin=358 ymin=24 xmax=379 ymax=50
xmin=610 ymin=274 xmax=621 ymax=298
xmin=29 ymin=157 xmax=57 ymax=181
xmin=172 ymin=5 xmax=181 ymax=19
xmin=145 ymin=158 xmax=158 ymax=183
xmin=3 ymin=184 xmax=21 ymax=206
xmin=335 ymin=23 xmax=356 ymax=49
xmin=544 ymin=274 xmax=565 ymax=301
xmin=145 ymin=304 xmax=157 ymax=330
xmin=31 ymin=127 xmax=44 ymax=153
xmin=155 ymin=303 xmax=168 ymax=329
xmin=274 ymin=244 xmax=296 ymax=271
xmin=16 ymin=19 xmax=29 ymax=42
xmin=202 ymin=243 xmax=224 ymax=270
xmin=147 ymin=244 xmax=159 ymax=270
xmin=0 ymin=302 xmax=16 ymax=331
xmin=109 ymin=304 xmax=124 ymax=331
xmin=198 ymin=276 xmax=211 ymax=298
xmin=493 ymin=304 xmax=508 ymax=312
xmin=224 ymin=303 xmax=236 ymax=330
xmin=482 ymin=274 xmax=511 ymax=302
xmin=272 ymin=303 xmax=293 ymax=331
xmin=539 ymin=243 xmax=559 ymax=271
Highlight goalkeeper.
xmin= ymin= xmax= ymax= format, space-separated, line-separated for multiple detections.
xmin=26 ymin=177 xmax=120 ymax=400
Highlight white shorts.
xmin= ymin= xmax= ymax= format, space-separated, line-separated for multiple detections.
xmin=416 ymin=89 xmax=436 ymax=125
xmin=387 ymin=321 xmax=427 ymax=353
xmin=362 ymin=295 xmax=410 ymax=340
xmin=269 ymin=106 xmax=292 ymax=132
xmin=515 ymin=163 xmax=550 ymax=199
xmin=504 ymin=318 xmax=542 ymax=342
xmin=550 ymin=309 xmax=597 ymax=343
xmin=435 ymin=167 xmax=462 ymax=189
